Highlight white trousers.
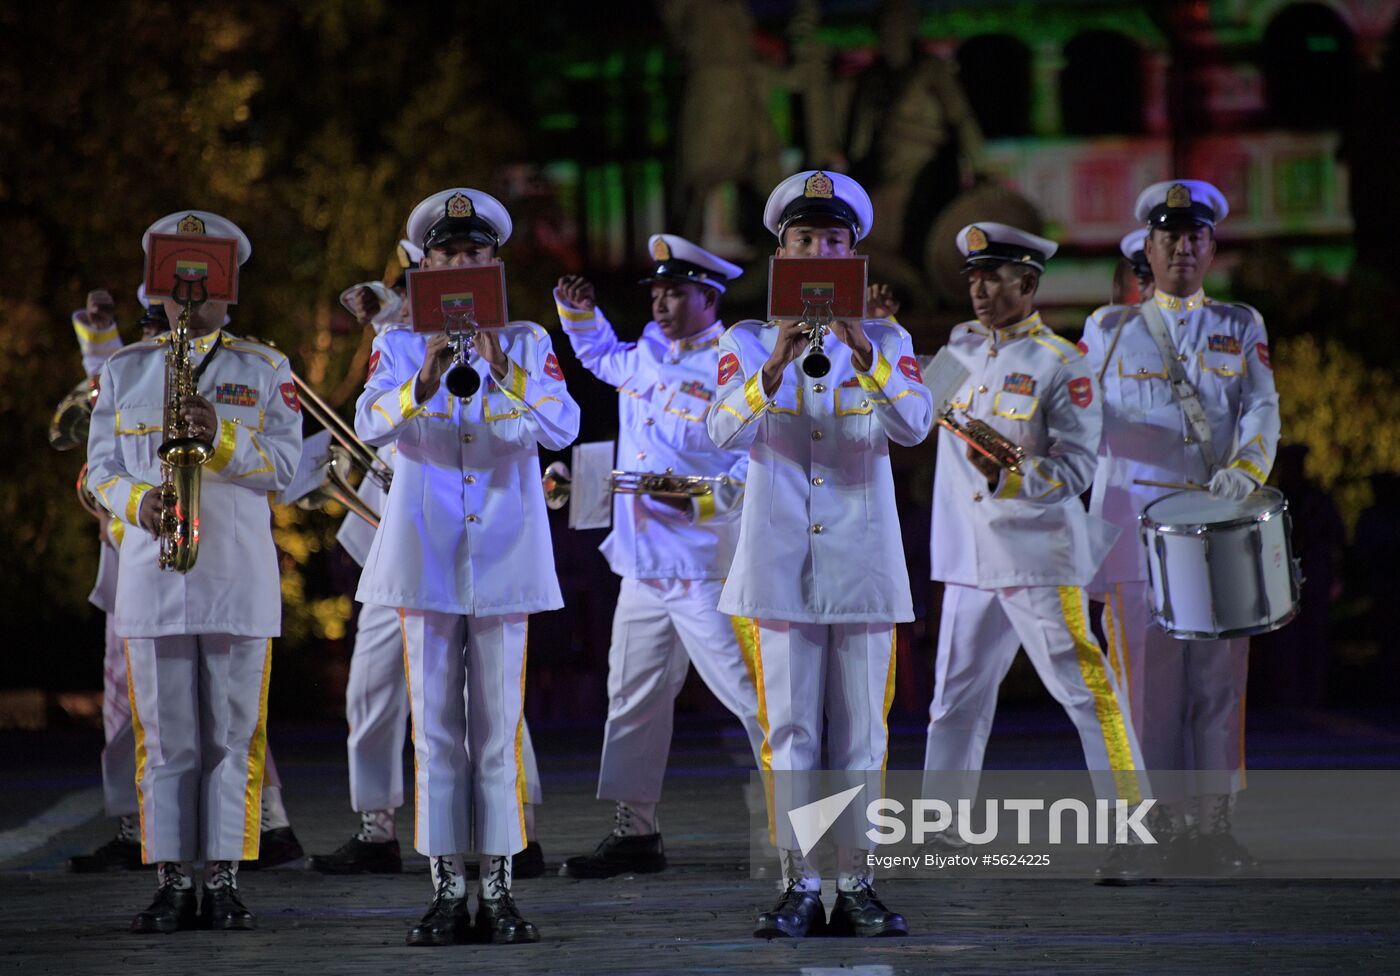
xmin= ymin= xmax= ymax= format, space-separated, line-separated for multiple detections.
xmin=1096 ymin=581 xmax=1248 ymax=800
xmin=399 ymin=609 xmax=529 ymax=858
xmin=125 ymin=635 xmax=273 ymax=863
xmin=101 ymin=613 xmax=137 ymax=817
xmin=923 ymin=585 xmax=1143 ymax=801
xmin=597 ymin=577 xmax=766 ymax=804
xmin=754 ymin=620 xmax=897 ymax=851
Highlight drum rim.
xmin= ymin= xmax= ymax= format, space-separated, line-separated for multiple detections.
xmin=1139 ymin=487 xmax=1288 ymax=535
xmin=1151 ymin=603 xmax=1299 ymax=640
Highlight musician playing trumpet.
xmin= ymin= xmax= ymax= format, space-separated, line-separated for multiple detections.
xmin=553 ymin=235 xmax=764 ymax=880
xmin=924 ymin=222 xmax=1142 ymax=841
xmin=86 ymin=211 xmax=302 ymax=933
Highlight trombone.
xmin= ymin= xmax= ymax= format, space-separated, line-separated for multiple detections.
xmin=291 ymin=373 xmax=393 ymax=495
xmin=540 ymin=463 xmax=729 ymax=510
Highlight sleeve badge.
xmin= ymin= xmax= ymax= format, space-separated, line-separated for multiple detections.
xmin=544 ymin=352 xmax=564 ymax=381
xmin=898 ymin=355 xmax=923 ymax=383
xmin=280 ymin=381 xmax=301 ymax=413
xmin=1068 ymin=376 xmax=1093 ymax=407
xmin=718 ymin=351 xmax=740 ymax=385
xmin=367 ymin=350 xmax=380 ymax=379
xmin=1255 ymin=342 xmax=1272 ymax=370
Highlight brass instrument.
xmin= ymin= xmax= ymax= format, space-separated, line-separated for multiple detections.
xmin=542 ymin=460 xmax=571 ymax=511
xmin=75 ymin=463 xmax=105 ymax=521
xmin=937 ymin=409 xmax=1026 ymax=475
xmin=291 ymin=373 xmax=393 ymax=495
xmin=442 ymin=309 xmax=481 ymax=398
xmin=540 ymin=462 xmax=729 ymax=510
xmin=49 ymin=377 xmax=100 ymax=451
xmin=799 ymin=296 xmax=835 ymax=379
xmin=157 ymin=275 xmax=216 ymax=573
xmin=296 ymin=444 xmax=381 ymax=528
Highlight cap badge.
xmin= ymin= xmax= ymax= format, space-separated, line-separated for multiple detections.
xmin=446 ymin=192 xmax=474 ymax=219
xmin=1166 ymin=184 xmax=1191 ymax=209
xmin=652 ymin=238 xmax=672 ymax=261
xmin=966 ymin=226 xmax=988 ymax=252
xmin=177 ymin=214 xmax=206 ymax=234
xmin=803 ymin=171 xmax=834 ymax=199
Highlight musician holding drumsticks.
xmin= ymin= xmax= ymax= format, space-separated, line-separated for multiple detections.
xmin=1081 ymin=181 xmax=1281 ymax=879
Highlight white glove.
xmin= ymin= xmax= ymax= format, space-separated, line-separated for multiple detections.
xmin=1208 ymin=467 xmax=1257 ymax=501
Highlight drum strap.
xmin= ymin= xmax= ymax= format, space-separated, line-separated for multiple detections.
xmin=1140 ymin=301 xmax=1219 ymax=475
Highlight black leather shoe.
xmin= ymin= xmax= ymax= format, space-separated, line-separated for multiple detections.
xmin=754 ymin=885 xmax=827 ymax=939
xmin=199 ymin=885 xmax=256 ymax=930
xmin=827 ymin=884 xmax=907 ymax=937
xmin=130 ymin=885 xmax=198 ymax=934
xmin=463 ymin=840 xmax=546 ymax=880
xmin=1094 ymin=843 xmax=1162 ymax=886
xmin=70 ymin=836 xmax=144 ymax=873
xmin=406 ymin=894 xmax=471 ymax=947
xmin=1195 ymin=831 xmax=1258 ymax=877
xmin=560 ymin=833 xmax=666 ymax=878
xmin=308 ymin=836 xmax=402 ymax=875
xmin=242 ymin=826 xmax=305 ymax=870
xmin=473 ymin=892 xmax=540 ymax=944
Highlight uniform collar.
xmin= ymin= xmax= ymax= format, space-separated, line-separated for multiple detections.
xmin=192 ymin=329 xmax=223 ymax=354
xmin=1154 ymin=289 xmax=1205 ymax=313
xmin=670 ymin=320 xmax=724 ymax=354
xmin=991 ymin=311 xmax=1042 ymax=344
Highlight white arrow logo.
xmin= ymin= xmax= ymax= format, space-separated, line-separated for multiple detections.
xmin=787 ymin=784 xmax=865 ymax=857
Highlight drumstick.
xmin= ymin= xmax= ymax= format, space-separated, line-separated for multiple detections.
xmin=1134 ymin=478 xmax=1206 ymax=491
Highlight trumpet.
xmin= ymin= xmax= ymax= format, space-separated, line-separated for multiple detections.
xmin=157 ymin=274 xmax=216 ymax=573
xmin=540 ymin=462 xmax=729 ymax=510
xmin=799 ymin=296 xmax=835 ymax=379
xmin=442 ymin=310 xmax=481 ymax=398
xmin=938 ymin=408 xmax=1026 ymax=475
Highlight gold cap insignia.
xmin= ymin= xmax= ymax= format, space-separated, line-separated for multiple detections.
xmin=177 ymin=214 xmax=206 ymax=234
xmin=1166 ymin=183 xmax=1191 ymax=209
xmin=652 ymin=238 xmax=672 ymax=261
xmin=966 ymin=226 xmax=988 ymax=252
xmin=446 ymin=192 xmax=474 ymax=219
xmin=803 ymin=171 xmax=834 ymax=199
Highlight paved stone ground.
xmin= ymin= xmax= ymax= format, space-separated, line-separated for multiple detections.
xmin=3 ymin=709 xmax=1399 ymax=974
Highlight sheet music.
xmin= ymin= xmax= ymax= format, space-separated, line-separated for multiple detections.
xmin=569 ymin=440 xmax=615 ymax=530
xmin=921 ymin=346 xmax=971 ymax=413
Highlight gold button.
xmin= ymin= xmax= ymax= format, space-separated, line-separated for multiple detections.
xmin=810 ymin=523 xmax=824 ymax=534
xmin=466 ymin=514 xmax=479 ymax=523
xmin=465 ymin=475 xmax=476 ymax=485
xmin=978 ymin=385 xmax=988 ymax=394
xmin=1177 ymin=355 xmax=1187 ymax=364
xmin=636 ymin=451 xmax=647 ymax=460
xmin=462 ymin=434 xmax=474 ymax=443
xmin=1137 ymin=367 xmax=1149 ymax=376
xmin=812 ymin=383 xmax=826 ymax=393
xmin=811 ymin=431 xmax=823 ymax=441
xmin=1183 ymin=436 xmax=1195 ymax=445
xmin=973 ymin=492 xmax=984 ymax=503
xmin=812 ymin=476 xmax=824 ymax=486
xmin=1178 ymin=320 xmax=1187 ymax=327
xmin=645 ymin=418 xmax=656 ymax=426
xmin=463 ymin=396 xmax=473 ymax=405
xmin=665 ymin=467 xmax=674 ymax=474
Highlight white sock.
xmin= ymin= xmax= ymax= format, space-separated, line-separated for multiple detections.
xmin=523 ymin=803 xmax=537 ymax=839
xmin=615 ymin=801 xmax=657 ymax=836
xmin=260 ymin=785 xmax=291 ymax=831
xmin=116 ymin=815 xmax=139 ymax=843
xmin=204 ymin=860 xmax=238 ymax=890
xmin=355 ymin=809 xmax=396 ymax=843
xmin=479 ymin=854 xmax=512 ymax=903
xmin=836 ymin=847 xmax=872 ymax=892
xmin=157 ymin=861 xmax=194 ymax=891
xmin=429 ymin=854 xmax=467 ymax=899
xmin=779 ymin=849 xmax=821 ymax=892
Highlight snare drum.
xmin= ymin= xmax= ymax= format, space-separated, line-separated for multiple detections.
xmin=1139 ymin=487 xmax=1300 ymax=640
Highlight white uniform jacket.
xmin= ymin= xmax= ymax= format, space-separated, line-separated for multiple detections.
xmin=707 ymin=318 xmax=933 ymax=623
xmin=555 ymin=296 xmax=747 ymax=580
xmin=931 ymin=313 xmax=1110 ymax=588
xmin=87 ymin=331 xmax=302 ymax=638
xmin=334 ymin=444 xmax=395 ymax=568
xmin=1081 ymin=291 xmax=1281 ymax=584
xmin=74 ymin=309 xmax=124 ymax=378
xmin=353 ymin=323 xmax=580 ymax=615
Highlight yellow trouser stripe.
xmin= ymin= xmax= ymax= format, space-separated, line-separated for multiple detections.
xmin=241 ymin=639 xmax=273 ymax=860
xmin=880 ymin=627 xmax=898 ymax=797
xmin=125 ymin=641 xmax=150 ymax=863
xmin=399 ymin=610 xmax=421 ymax=851
xmin=730 ymin=616 xmax=774 ymax=844
xmin=1058 ymin=586 xmax=1140 ymax=803
xmin=515 ymin=621 xmax=529 ymax=845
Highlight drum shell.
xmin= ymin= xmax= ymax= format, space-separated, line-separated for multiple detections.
xmin=1139 ymin=487 xmax=1300 ymax=640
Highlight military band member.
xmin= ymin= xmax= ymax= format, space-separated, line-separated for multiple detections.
xmin=553 ymin=235 xmax=765 ymax=878
xmin=1082 ymin=181 xmax=1281 ymax=876
xmin=354 ymin=188 xmax=579 ymax=946
xmin=1112 ymin=228 xmax=1155 ymax=306
xmin=87 ymin=211 xmax=303 ymax=932
xmin=708 ymin=171 xmax=932 ymax=938
xmin=923 ymin=223 xmax=1142 ymax=825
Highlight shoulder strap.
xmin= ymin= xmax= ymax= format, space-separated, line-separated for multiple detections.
xmin=1139 ymin=300 xmax=1218 ymax=474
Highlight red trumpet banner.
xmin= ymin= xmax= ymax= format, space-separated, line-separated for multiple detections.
xmin=407 ymin=263 xmax=510 ymax=332
xmin=144 ymin=234 xmax=240 ymax=303
xmin=766 ymin=256 xmax=868 ymax=320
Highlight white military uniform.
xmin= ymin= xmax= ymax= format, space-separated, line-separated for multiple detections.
xmin=709 ymin=312 xmax=932 ymax=848
xmin=1083 ymin=288 xmax=1279 ymax=797
xmin=87 ymin=321 xmax=301 ymax=863
xmin=355 ymin=319 xmax=578 ymax=857
xmin=925 ymin=309 xmax=1142 ymax=799
xmin=555 ymin=239 xmax=763 ymax=808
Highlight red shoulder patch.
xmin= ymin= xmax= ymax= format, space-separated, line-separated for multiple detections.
xmin=280 ymin=381 xmax=301 ymax=413
xmin=718 ymin=352 xmax=740 ymax=386
xmin=1255 ymin=342 xmax=1271 ymax=370
xmin=367 ymin=350 xmax=381 ymax=379
xmin=544 ymin=352 xmax=564 ymax=381
xmin=1077 ymin=340 xmax=1089 ymax=355
xmin=897 ymin=355 xmax=923 ymax=383
xmin=1068 ymin=376 xmax=1093 ymax=408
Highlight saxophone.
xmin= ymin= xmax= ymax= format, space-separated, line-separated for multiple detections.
xmin=157 ymin=276 xmax=216 ymax=572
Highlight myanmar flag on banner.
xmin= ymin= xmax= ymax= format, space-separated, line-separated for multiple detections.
xmin=801 ymin=282 xmax=834 ymax=303
xmin=441 ymin=292 xmax=475 ymax=314
xmin=175 ymin=259 xmax=208 ymax=279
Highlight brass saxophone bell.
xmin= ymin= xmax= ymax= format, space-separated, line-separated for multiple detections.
xmin=445 ymin=364 xmax=482 ymax=398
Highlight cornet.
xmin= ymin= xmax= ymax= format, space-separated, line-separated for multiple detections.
xmin=937 ymin=409 xmax=1026 ymax=475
